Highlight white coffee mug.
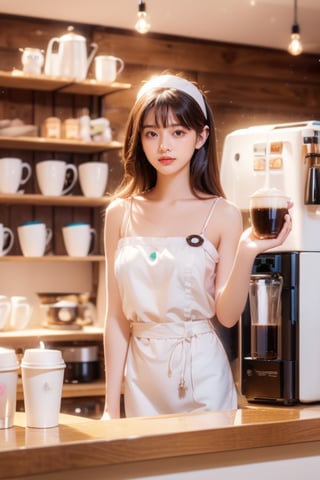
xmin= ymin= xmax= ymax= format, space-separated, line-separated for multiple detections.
xmin=0 ymin=296 xmax=11 ymax=330
xmin=62 ymin=222 xmax=96 ymax=257
xmin=79 ymin=162 xmax=108 ymax=197
xmin=0 ymin=223 xmax=14 ymax=256
xmin=17 ymin=220 xmax=52 ymax=257
xmin=36 ymin=160 xmax=78 ymax=196
xmin=9 ymin=296 xmax=32 ymax=330
xmin=94 ymin=55 xmax=124 ymax=83
xmin=0 ymin=157 xmax=32 ymax=194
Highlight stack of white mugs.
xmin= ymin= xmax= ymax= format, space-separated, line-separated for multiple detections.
xmin=0 ymin=158 xmax=107 ymax=258
xmin=1 ymin=219 xmax=97 ymax=258
xmin=0 ymin=157 xmax=108 ymax=197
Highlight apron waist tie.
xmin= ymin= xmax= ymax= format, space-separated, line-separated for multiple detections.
xmin=129 ymin=319 xmax=214 ymax=397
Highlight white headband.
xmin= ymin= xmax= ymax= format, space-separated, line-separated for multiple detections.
xmin=137 ymin=74 xmax=207 ymax=119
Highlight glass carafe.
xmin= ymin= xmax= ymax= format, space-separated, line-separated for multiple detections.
xmin=249 ymin=273 xmax=283 ymax=359
xmin=305 ymin=153 xmax=320 ymax=205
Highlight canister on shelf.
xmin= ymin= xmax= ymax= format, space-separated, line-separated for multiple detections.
xmin=79 ymin=108 xmax=91 ymax=142
xmin=63 ymin=118 xmax=80 ymax=140
xmin=42 ymin=117 xmax=61 ymax=139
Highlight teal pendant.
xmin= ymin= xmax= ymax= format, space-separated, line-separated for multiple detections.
xmin=149 ymin=251 xmax=157 ymax=261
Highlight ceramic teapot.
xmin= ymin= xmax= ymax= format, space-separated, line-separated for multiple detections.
xmin=44 ymin=26 xmax=98 ymax=81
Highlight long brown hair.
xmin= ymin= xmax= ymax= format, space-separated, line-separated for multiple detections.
xmin=113 ymin=82 xmax=225 ymax=199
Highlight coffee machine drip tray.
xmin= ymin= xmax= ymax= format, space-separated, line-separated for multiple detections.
xmin=243 ymin=357 xmax=297 ymax=405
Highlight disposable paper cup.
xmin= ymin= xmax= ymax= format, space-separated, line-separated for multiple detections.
xmin=21 ymin=349 xmax=65 ymax=428
xmin=0 ymin=348 xmax=19 ymax=429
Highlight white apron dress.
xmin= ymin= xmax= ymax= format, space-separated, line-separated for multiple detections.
xmin=114 ymin=197 xmax=237 ymax=417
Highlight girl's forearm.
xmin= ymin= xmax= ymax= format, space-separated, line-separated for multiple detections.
xmin=215 ymin=242 xmax=258 ymax=328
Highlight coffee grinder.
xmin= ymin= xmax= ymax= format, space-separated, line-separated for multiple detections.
xmin=220 ymin=121 xmax=320 ymax=405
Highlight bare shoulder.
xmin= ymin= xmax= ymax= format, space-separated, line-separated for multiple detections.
xmin=205 ymin=197 xmax=242 ymax=248
xmin=105 ymin=198 xmax=127 ymax=223
xmin=216 ymin=197 xmax=242 ymax=224
xmin=211 ymin=198 xmax=243 ymax=252
xmin=104 ymin=198 xmax=129 ymax=241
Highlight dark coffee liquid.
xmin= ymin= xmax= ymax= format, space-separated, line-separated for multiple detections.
xmin=251 ymin=207 xmax=288 ymax=239
xmin=251 ymin=324 xmax=279 ymax=359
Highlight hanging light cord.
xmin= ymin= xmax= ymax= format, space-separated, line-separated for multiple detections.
xmin=288 ymin=0 xmax=303 ymax=55
xmin=293 ymin=0 xmax=298 ymax=25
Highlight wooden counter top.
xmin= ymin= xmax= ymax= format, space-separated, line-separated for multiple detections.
xmin=1 ymin=406 xmax=320 ymax=479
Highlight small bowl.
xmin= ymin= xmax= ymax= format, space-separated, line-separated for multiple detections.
xmin=43 ymin=302 xmax=79 ymax=325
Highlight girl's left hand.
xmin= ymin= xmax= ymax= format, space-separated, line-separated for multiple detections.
xmin=241 ymin=202 xmax=293 ymax=253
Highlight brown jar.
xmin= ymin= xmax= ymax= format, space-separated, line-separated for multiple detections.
xmin=42 ymin=117 xmax=61 ymax=139
xmin=63 ymin=118 xmax=80 ymax=140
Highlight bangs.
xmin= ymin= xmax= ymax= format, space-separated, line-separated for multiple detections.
xmin=141 ymin=89 xmax=201 ymax=130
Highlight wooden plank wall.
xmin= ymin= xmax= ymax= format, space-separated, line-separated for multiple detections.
xmin=0 ymin=13 xmax=319 ymax=186
xmin=0 ymin=13 xmax=318 ymax=316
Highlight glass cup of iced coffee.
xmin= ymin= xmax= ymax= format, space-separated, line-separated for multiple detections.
xmin=249 ymin=188 xmax=289 ymax=239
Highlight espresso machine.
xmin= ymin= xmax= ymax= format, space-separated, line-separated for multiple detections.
xmin=220 ymin=120 xmax=320 ymax=404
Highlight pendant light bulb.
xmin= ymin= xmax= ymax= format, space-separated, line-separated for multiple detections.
xmin=135 ymin=0 xmax=151 ymax=34
xmin=288 ymin=24 xmax=303 ymax=56
xmin=288 ymin=0 xmax=303 ymax=55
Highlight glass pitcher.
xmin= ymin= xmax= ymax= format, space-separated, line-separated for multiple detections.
xmin=249 ymin=273 xmax=283 ymax=359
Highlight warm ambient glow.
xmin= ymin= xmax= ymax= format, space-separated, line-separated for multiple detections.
xmin=288 ymin=0 xmax=303 ymax=56
xmin=135 ymin=0 xmax=151 ymax=34
xmin=288 ymin=29 xmax=303 ymax=56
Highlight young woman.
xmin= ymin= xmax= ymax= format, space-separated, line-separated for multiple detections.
xmin=102 ymin=74 xmax=292 ymax=418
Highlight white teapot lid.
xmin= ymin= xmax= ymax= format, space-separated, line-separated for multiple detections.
xmin=60 ymin=26 xmax=86 ymax=43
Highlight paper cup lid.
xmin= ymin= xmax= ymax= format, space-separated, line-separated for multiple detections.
xmin=21 ymin=348 xmax=65 ymax=369
xmin=0 ymin=347 xmax=19 ymax=371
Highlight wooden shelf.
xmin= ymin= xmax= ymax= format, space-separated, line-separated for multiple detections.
xmin=0 ymin=135 xmax=122 ymax=153
xmin=0 ymin=70 xmax=131 ymax=96
xmin=0 ymin=70 xmax=74 ymax=91
xmin=0 ymin=193 xmax=109 ymax=207
xmin=0 ymin=326 xmax=103 ymax=344
xmin=0 ymin=255 xmax=104 ymax=262
xmin=16 ymin=379 xmax=105 ymax=400
xmin=60 ymin=79 xmax=132 ymax=96
xmin=61 ymin=380 xmax=105 ymax=398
